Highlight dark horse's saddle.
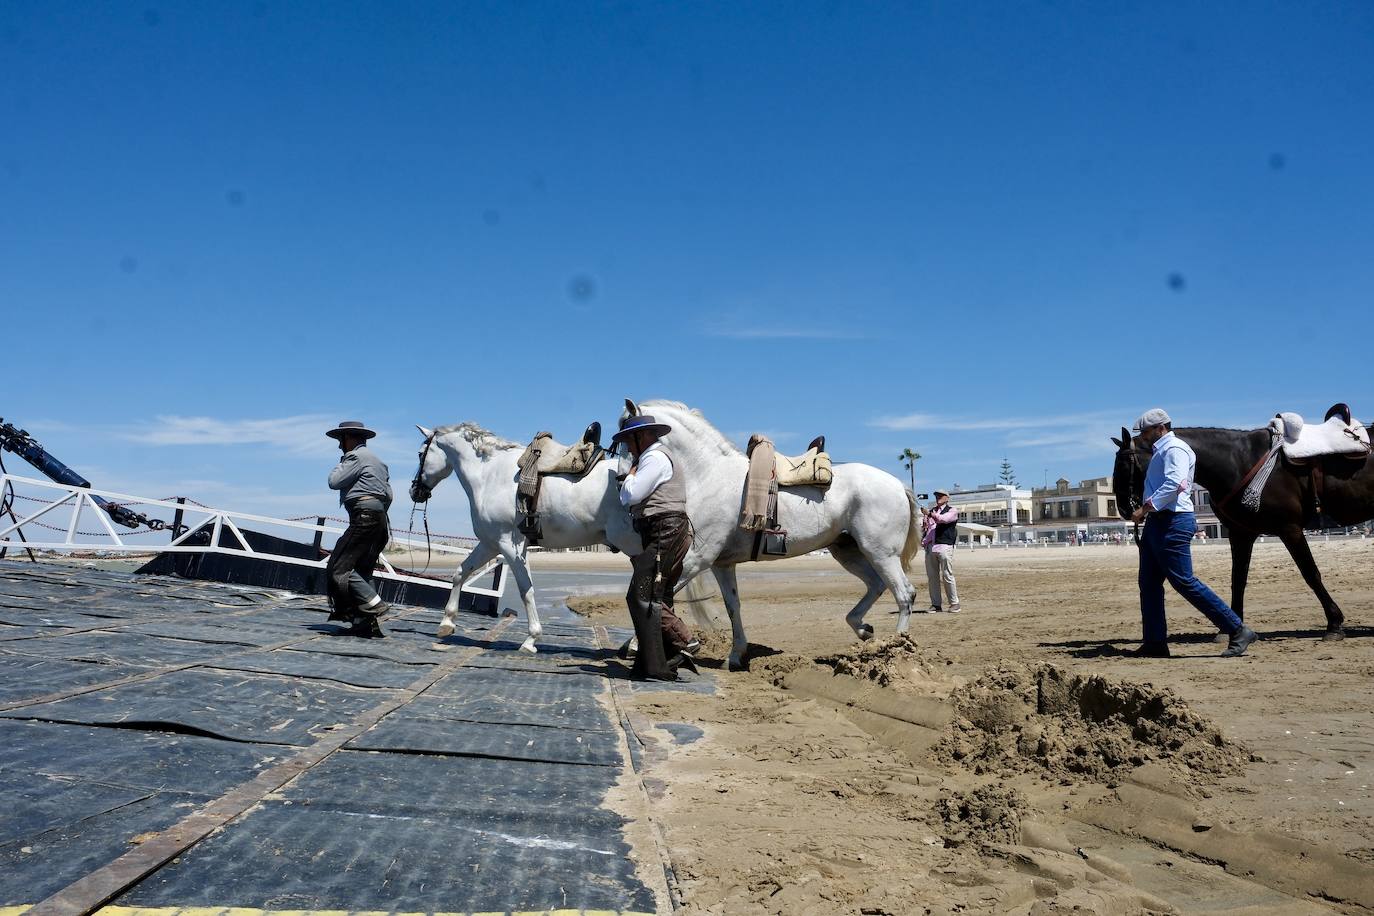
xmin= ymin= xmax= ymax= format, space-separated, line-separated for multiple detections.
xmin=1284 ymin=403 xmax=1370 ymax=526
xmin=517 ymin=422 xmax=605 ymax=544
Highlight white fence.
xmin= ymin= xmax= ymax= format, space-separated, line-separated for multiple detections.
xmin=0 ymin=473 xmax=501 ymax=604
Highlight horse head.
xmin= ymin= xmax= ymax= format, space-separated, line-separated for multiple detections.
xmin=410 ymin=425 xmax=449 ymax=503
xmin=1110 ymin=426 xmax=1146 ymax=519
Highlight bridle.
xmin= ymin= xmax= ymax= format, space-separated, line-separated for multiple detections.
xmin=408 ymin=433 xmax=438 ymax=573
xmin=1118 ymin=442 xmax=1144 ymax=546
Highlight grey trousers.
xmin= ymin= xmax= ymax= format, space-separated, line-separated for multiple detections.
xmin=924 ymin=548 xmax=959 ymax=609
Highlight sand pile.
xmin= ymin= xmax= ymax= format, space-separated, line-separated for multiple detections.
xmin=813 ymin=633 xmax=950 ymax=689
xmin=934 ymin=663 xmax=1252 ymax=784
xmin=936 ymin=785 xmax=1027 ymax=848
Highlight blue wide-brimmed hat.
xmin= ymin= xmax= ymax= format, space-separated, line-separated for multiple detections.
xmin=611 ymin=415 xmax=672 ymax=443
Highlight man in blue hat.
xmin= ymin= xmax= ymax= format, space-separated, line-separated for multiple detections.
xmin=325 ymin=420 xmax=393 ymax=637
xmin=1130 ymin=408 xmax=1257 ymax=658
xmin=614 ymin=412 xmax=698 ymax=681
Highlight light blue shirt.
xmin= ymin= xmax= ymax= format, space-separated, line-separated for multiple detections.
xmin=1143 ymin=431 xmax=1195 ymax=513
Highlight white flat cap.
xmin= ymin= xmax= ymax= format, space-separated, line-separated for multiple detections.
xmin=1132 ymin=408 xmax=1172 ymax=431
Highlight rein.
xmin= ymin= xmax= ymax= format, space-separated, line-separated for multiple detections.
xmin=408 ymin=433 xmax=437 ymax=575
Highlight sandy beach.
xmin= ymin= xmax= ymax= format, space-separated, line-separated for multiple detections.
xmin=567 ymin=539 xmax=1374 ymax=914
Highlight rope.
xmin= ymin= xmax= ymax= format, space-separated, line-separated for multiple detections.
xmin=1241 ymin=432 xmax=1283 ymax=511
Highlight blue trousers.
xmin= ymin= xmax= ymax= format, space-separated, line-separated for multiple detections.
xmin=1139 ymin=511 xmax=1242 ymax=643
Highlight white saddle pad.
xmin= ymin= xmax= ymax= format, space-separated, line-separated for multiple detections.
xmin=1273 ymin=412 xmax=1371 ymax=460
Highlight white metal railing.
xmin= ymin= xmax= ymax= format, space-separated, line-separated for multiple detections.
xmin=0 ymin=473 xmax=501 ymax=601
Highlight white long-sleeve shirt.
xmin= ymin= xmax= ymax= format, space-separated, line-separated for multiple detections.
xmin=619 ymin=441 xmax=674 ymax=509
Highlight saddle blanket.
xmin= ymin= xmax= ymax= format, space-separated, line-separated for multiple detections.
xmin=1271 ymin=412 xmax=1371 ymax=460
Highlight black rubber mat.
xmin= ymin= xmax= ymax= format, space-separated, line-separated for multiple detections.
xmin=0 ymin=630 xmax=229 ymax=667
xmin=352 ymin=714 xmax=622 ymax=765
xmin=0 ymin=561 xmax=665 ymax=913
xmin=418 ymin=665 xmax=614 ymax=730
xmin=114 ymin=749 xmax=656 ymax=913
xmin=0 ymin=667 xmax=396 ymax=745
xmin=0 ymin=720 xmax=279 ymax=907
xmin=0 ymin=655 xmax=139 ymax=703
xmin=206 ymin=648 xmax=430 ymax=689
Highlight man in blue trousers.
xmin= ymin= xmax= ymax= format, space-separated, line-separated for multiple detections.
xmin=1129 ymin=408 xmax=1258 ymax=658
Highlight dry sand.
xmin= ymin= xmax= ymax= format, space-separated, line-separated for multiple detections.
xmin=570 ymin=540 xmax=1374 ymax=915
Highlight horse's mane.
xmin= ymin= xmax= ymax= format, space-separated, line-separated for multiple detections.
xmin=641 ymin=399 xmax=743 ymax=457
xmin=435 ymin=422 xmax=521 ymax=457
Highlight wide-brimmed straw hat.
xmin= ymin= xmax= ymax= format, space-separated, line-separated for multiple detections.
xmin=326 ymin=420 xmax=377 ymax=441
xmin=612 ymin=415 xmax=672 ymax=443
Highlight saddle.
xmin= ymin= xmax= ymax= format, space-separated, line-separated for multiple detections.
xmin=773 ymin=435 xmax=834 ymax=488
xmin=1268 ymin=404 xmax=1370 ymax=525
xmin=1271 ymin=403 xmax=1371 ymax=461
xmin=516 ymin=422 xmax=605 ymax=543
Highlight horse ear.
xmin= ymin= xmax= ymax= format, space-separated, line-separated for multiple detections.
xmin=1111 ymin=436 xmax=1122 ymax=449
xmin=417 ymin=425 xmax=433 ymax=439
xmin=624 ymin=399 xmax=639 ymax=417
xmin=1120 ymin=426 xmax=1131 ymax=443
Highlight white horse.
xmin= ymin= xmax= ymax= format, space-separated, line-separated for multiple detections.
xmin=410 ymin=422 xmax=640 ymax=653
xmin=620 ymin=399 xmax=922 ymax=670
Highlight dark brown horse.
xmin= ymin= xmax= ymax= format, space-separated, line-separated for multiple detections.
xmin=1112 ymin=424 xmax=1374 ymax=640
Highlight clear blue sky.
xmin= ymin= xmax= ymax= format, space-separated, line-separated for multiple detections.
xmin=3 ymin=1 xmax=1371 ymax=534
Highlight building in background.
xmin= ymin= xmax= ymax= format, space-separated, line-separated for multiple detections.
xmin=942 ymin=484 xmax=1033 ymax=542
xmin=1029 ymin=477 xmax=1128 ymax=543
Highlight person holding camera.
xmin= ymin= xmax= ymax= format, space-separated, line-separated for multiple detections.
xmin=921 ymin=488 xmax=960 ymax=612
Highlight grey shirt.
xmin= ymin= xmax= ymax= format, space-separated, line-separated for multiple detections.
xmin=328 ymin=445 xmax=393 ymax=509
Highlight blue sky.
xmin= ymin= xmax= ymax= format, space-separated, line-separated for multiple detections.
xmin=3 ymin=1 xmax=1371 ymax=535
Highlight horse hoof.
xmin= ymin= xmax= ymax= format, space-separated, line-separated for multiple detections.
xmin=1322 ymin=629 xmax=1345 ymax=642
xmin=728 ymin=656 xmax=749 ymax=672
xmin=855 ymin=624 xmax=875 ymax=642
xmin=519 ymin=636 xmax=539 ymax=654
xmin=436 ymin=620 xmax=455 ymax=639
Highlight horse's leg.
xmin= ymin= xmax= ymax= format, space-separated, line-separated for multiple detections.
xmin=711 ymin=565 xmax=749 ymax=672
xmin=1218 ymin=531 xmax=1257 ymax=644
xmin=829 ymin=538 xmax=888 ymax=641
xmin=501 ymin=544 xmax=543 ymax=654
xmin=1229 ymin=531 xmax=1256 ymax=621
xmin=1278 ymin=528 xmax=1346 ymax=640
xmin=436 ymin=540 xmax=498 ymax=639
xmin=867 ymin=553 xmax=916 ymax=635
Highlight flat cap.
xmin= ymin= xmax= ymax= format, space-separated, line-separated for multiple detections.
xmin=1132 ymin=408 xmax=1172 ymax=431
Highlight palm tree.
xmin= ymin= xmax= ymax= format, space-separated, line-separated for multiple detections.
xmin=899 ymin=448 xmax=921 ymax=493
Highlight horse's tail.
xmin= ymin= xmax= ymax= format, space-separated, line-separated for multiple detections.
xmin=901 ymin=488 xmax=922 ymax=574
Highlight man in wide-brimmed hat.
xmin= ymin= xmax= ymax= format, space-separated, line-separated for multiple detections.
xmin=614 ymin=412 xmax=698 ymax=681
xmin=325 ymin=420 xmax=394 ymax=637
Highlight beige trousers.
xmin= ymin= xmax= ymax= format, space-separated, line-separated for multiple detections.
xmin=924 ymin=548 xmax=959 ymax=609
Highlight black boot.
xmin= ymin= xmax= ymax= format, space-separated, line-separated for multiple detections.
xmin=1127 ymin=641 xmax=1171 ymax=658
xmin=1220 ymin=626 xmax=1257 ymax=658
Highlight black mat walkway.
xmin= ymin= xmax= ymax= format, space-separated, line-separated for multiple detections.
xmin=0 ymin=561 xmax=684 ymax=915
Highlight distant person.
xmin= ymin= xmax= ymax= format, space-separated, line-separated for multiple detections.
xmin=615 ymin=413 xmax=699 ymax=680
xmin=1129 ymin=409 xmax=1257 ymax=658
xmin=325 ymin=420 xmax=393 ymax=637
xmin=920 ymin=489 xmax=960 ymax=612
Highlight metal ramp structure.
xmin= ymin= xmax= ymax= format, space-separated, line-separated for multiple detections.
xmin=0 ymin=473 xmax=503 ymax=614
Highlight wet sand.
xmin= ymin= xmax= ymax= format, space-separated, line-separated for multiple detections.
xmin=569 ymin=540 xmax=1374 ymax=914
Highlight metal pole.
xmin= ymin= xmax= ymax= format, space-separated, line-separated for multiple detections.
xmin=172 ymin=497 xmax=185 ymax=539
